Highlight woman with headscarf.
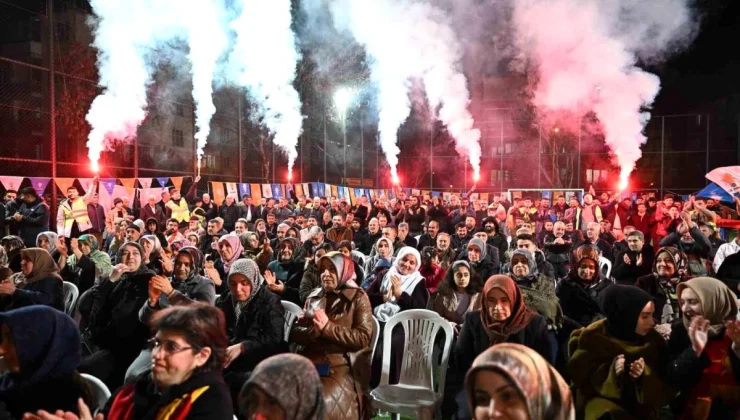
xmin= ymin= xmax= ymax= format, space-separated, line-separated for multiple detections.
xmin=465 ymin=343 xmax=574 ymax=420
xmin=419 ymin=245 xmax=445 ymax=294
xmin=556 ymin=245 xmax=612 ymax=327
xmin=58 ymin=234 xmax=113 ymax=295
xmin=239 ymin=354 xmax=325 ymax=420
xmin=299 ymin=243 xmax=334 ymax=302
xmin=0 ymin=248 xmax=63 ymax=311
xmin=292 ymin=252 xmax=374 ymax=419
xmin=253 ymin=218 xmax=268 ymax=242
xmin=465 ymin=238 xmax=495 ymax=282
xmin=428 ymin=260 xmax=483 ymax=332
xmin=266 ymin=237 xmax=307 ymax=306
xmin=362 ymin=237 xmax=394 ymax=286
xmin=568 ymin=285 xmax=676 ymax=420
xmin=206 ymin=234 xmax=245 ymax=295
xmin=35 ymin=231 xmax=60 ymax=261
xmin=139 ymin=234 xmax=172 ymax=276
xmin=168 ymin=238 xmax=191 ymax=254
xmin=239 ymin=231 xmax=272 ymax=273
xmin=1 ymin=235 xmax=24 ymax=272
xmin=0 ymin=247 xmax=7 ymax=269
xmin=217 ymin=259 xmax=286 ymax=407
xmin=508 ymin=249 xmax=563 ymax=332
xmin=456 ymin=275 xmax=552 ymax=373
xmin=636 ymin=246 xmax=688 ymax=326
xmin=78 ymin=241 xmax=154 ymax=390
xmin=0 ymin=306 xmax=94 ymax=419
xmin=667 ymin=277 xmax=740 ymax=418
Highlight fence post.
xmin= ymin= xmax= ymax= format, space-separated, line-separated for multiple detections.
xmin=48 ymin=0 xmax=57 ymax=214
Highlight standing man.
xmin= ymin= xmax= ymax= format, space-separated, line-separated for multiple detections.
xmin=87 ymin=193 xmax=107 ymax=249
xmin=57 ymin=177 xmax=98 ymax=244
xmin=165 ymin=176 xmax=199 ymax=229
xmin=239 ymin=195 xmax=258 ymax=226
xmin=9 ymin=187 xmax=49 ymax=248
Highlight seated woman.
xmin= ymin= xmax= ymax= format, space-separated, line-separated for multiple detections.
xmin=636 ymin=246 xmax=688 ymax=327
xmin=299 ymin=242 xmax=333 ymax=302
xmin=139 ymin=234 xmax=173 ymax=276
xmin=58 ymin=234 xmax=113 ymax=294
xmin=217 ymin=259 xmax=286 ymax=405
xmin=1 ymin=236 xmax=24 ymax=273
xmin=292 ymin=252 xmax=373 ymax=419
xmin=239 ymin=353 xmax=325 ymax=420
xmin=465 ymin=343 xmax=573 ymax=420
xmin=362 ymin=237 xmax=394 ymax=288
xmin=465 ymin=238 xmax=496 ymax=282
xmin=667 ymin=277 xmax=740 ymax=418
xmin=79 ymin=242 xmax=154 ymax=390
xmin=239 ymin=231 xmax=272 ymax=272
xmin=508 ymin=249 xmax=563 ymax=331
xmin=35 ymin=231 xmax=60 ymax=261
xmin=0 ymin=248 xmax=63 ymax=311
xmin=266 ymin=237 xmax=307 ymax=306
xmin=0 ymin=306 xmax=94 ymax=419
xmin=428 ymin=260 xmax=482 ymax=333
xmin=556 ymin=245 xmax=612 ymax=327
xmin=568 ymin=285 xmax=676 ymax=419
xmin=103 ymin=304 xmax=233 ymax=419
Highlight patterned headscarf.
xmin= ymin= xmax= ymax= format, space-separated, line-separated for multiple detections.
xmin=176 ymin=246 xmax=204 ymax=281
xmin=228 ymin=259 xmax=264 ymax=319
xmin=36 ymin=232 xmax=58 ymax=255
xmin=317 ymin=252 xmax=358 ymax=292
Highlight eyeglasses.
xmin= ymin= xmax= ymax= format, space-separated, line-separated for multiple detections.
xmin=147 ymin=338 xmax=196 ymax=355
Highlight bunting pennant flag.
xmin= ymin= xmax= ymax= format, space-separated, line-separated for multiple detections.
xmin=337 ymin=186 xmax=345 ymax=199
xmin=541 ymin=191 xmax=553 ymax=200
xmin=342 ymin=187 xmax=350 ymax=200
xmin=317 ymin=183 xmax=326 ymax=197
xmin=294 ymin=183 xmax=303 ymax=198
xmin=348 ymin=188 xmax=357 ymax=205
xmin=432 ymin=191 xmax=441 ymax=198
xmin=54 ymin=178 xmax=76 ymax=195
xmin=100 ymin=178 xmax=117 ymax=196
xmin=402 ymin=188 xmax=411 ymax=196
xmin=28 ymin=177 xmax=51 ymax=197
xmin=262 ymin=184 xmax=273 ymax=199
xmin=443 ymin=192 xmax=452 ymax=201
xmin=310 ymin=183 xmax=319 ymax=197
xmin=239 ymin=183 xmax=250 ymax=199
xmin=421 ymin=190 xmax=430 ymax=197
xmin=470 ymin=193 xmax=479 ymax=200
xmin=78 ymin=178 xmax=95 ymax=194
xmin=120 ymin=178 xmax=136 ymax=189
xmin=480 ymin=193 xmax=489 ymax=202
xmin=210 ymin=182 xmax=226 ymax=205
xmin=250 ymin=184 xmax=262 ymax=202
xmin=286 ymin=183 xmax=294 ymax=198
xmin=156 ymin=177 xmax=170 ymax=188
xmin=330 ymin=185 xmax=338 ymax=198
xmin=302 ymin=183 xmax=310 ymax=197
xmin=411 ymin=189 xmax=421 ymax=196
xmin=368 ymin=189 xmax=376 ymax=200
xmin=271 ymin=184 xmax=283 ymax=199
xmin=139 ymin=188 xmax=166 ymax=207
xmin=226 ymin=183 xmax=238 ymax=197
xmin=170 ymin=177 xmax=184 ymax=191
xmin=112 ymin=185 xmax=136 ymax=206
xmin=0 ymin=176 xmax=24 ymax=192
xmin=354 ymin=188 xmax=363 ymax=198
xmin=138 ymin=178 xmax=152 ymax=189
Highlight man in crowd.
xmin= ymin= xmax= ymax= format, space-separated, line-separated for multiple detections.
xmin=8 ymin=187 xmax=49 ymax=247
xmin=326 ymin=214 xmax=352 ymax=243
xmin=57 ymin=177 xmax=98 ymax=243
xmin=613 ymin=230 xmax=654 ymax=285
xmin=219 ymin=194 xmax=241 ymax=233
xmin=417 ymin=219 xmax=440 ymax=251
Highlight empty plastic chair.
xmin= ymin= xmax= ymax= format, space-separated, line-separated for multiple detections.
xmin=281 ymin=300 xmax=303 ymax=343
xmin=62 ymin=282 xmax=79 ymax=316
xmin=370 ymin=316 xmax=380 ymax=363
xmin=370 ymin=309 xmax=453 ymax=420
xmin=81 ymin=373 xmax=111 ymax=413
xmin=599 ymin=256 xmax=613 ymax=279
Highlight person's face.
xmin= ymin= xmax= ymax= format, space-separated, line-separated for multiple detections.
xmin=219 ymin=242 xmax=234 ymax=261
xmin=648 ymin=200 xmax=656 ymax=208
xmin=377 ymin=240 xmax=391 ymax=258
xmin=623 ymin=226 xmax=635 ymax=236
xmin=148 ymin=197 xmax=156 ymax=206
xmin=655 ymin=252 xmax=676 ymax=277
xmin=699 ymin=225 xmax=713 ymax=238
xmin=141 ymin=240 xmax=154 ymax=258
xmin=280 ymin=243 xmax=293 ymax=261
xmin=454 ymin=266 xmax=471 ymax=289
xmin=553 ymin=223 xmax=565 ymax=237
xmin=79 ymin=241 xmax=92 ymax=256
xmin=229 ymin=273 xmax=253 ymax=302
xmin=171 ymin=190 xmax=181 ymax=201
xmin=311 ymin=232 xmax=323 ymax=246
xmin=541 ymin=199 xmax=550 ymax=208
xmin=203 ymin=194 xmax=212 ymax=204
xmin=516 ymin=240 xmax=536 ymax=254
xmin=147 ymin=222 xmax=158 ymax=233
xmin=207 ymin=222 xmax=219 ymax=235
xmin=279 ymin=199 xmax=287 ymax=208
xmin=162 ymin=192 xmax=171 ymax=202
xmin=307 ymin=217 xmax=317 ymax=228
xmin=635 ymin=301 xmax=656 ymax=336
xmin=669 ymin=207 xmax=679 ymax=218
xmin=277 ymin=226 xmax=288 ymax=240
xmin=368 ymin=220 xmax=379 ymax=234
xmin=120 ymin=245 xmax=142 ymax=270
xmin=235 ymin=222 xmax=247 ymax=235
xmin=398 ymin=225 xmax=409 ymax=238
xmin=332 ymin=215 xmax=343 ymax=229
xmin=296 ymin=216 xmax=305 ymax=227
xmin=20 ymin=256 xmax=33 ymax=276
xmin=467 ymin=245 xmax=481 ymax=262
xmin=319 ymin=259 xmax=339 ymax=292
xmin=345 ymin=213 xmax=353 ymax=223
xmin=37 ymin=236 xmax=50 ymax=251
xmin=523 ymin=199 xmax=532 ymax=208
xmin=466 ymin=217 xmax=476 ymax=230
xmin=577 ymin=259 xmax=597 ymax=281
xmin=267 ymin=199 xmax=275 ymax=208
xmin=114 ymin=201 xmax=123 ymax=210
xmin=587 ymin=224 xmax=599 ymax=240
xmin=378 ymin=217 xmax=388 ymax=228
xmin=382 ymin=227 xmax=396 ymax=241
xmin=472 ymin=369 xmax=529 ymax=420
xmin=600 ymin=221 xmax=610 ymax=232
xmin=126 ymin=228 xmax=141 ymax=242
xmin=246 ymin=197 xmax=252 ymax=205
xmin=174 ymin=254 xmax=192 ymax=281
xmin=457 ymin=227 xmax=468 ymax=238
xmin=486 ymin=288 xmax=512 ymax=322
xmin=397 ymin=254 xmax=418 ymax=275
xmin=484 ymin=222 xmax=496 ymax=233
xmin=0 ymin=325 xmax=19 ymax=373
xmin=584 ymin=194 xmax=593 ymax=205
xmin=512 ymin=255 xmax=529 ymax=278
xmin=351 ymin=220 xmax=361 ymax=231
xmin=151 ymin=330 xmax=210 ymax=389
xmin=565 ymin=223 xmax=574 ymax=232
xmin=664 ymin=198 xmax=674 ymax=207
xmin=637 ymin=204 xmax=647 ymax=214
xmin=412 ymin=197 xmax=419 ymax=206
xmin=557 ymin=196 xmax=565 ymax=206
xmin=515 ymin=219 xmax=524 ymax=228
xmin=313 ymin=249 xmax=327 ymax=265
xmin=313 ymin=198 xmax=321 ymax=207
xmin=627 ymin=236 xmax=644 ymax=251
xmin=260 ymin=198 xmax=266 ymax=206
xmin=338 ymin=247 xmax=350 ymax=257
xmin=521 ymin=223 xmax=532 ymax=232
xmin=569 ymin=198 xmax=579 ymax=208
xmin=4 ymin=192 xmax=16 ymax=202
xmin=167 ymin=221 xmax=178 ymax=232
xmin=437 ymin=235 xmax=450 ymax=251
xmin=680 ymin=288 xmax=703 ymax=322
xmin=247 ymin=235 xmax=259 ymax=249
xmin=67 ymin=188 xmax=79 ymax=200
xmin=462 ymin=199 xmax=469 ymax=208
xmin=427 ymin=221 xmax=439 ymax=238
xmin=600 ymin=193 xmax=609 ymax=202
xmin=267 ymin=214 xmax=276 ymax=225
xmin=544 ymin=221 xmax=553 ymax=232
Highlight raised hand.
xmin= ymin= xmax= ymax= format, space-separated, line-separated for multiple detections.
xmin=636 ymin=254 xmax=643 ymax=267
xmin=689 ymin=316 xmax=710 ymax=356
xmin=264 ymin=270 xmax=276 ymax=285
xmin=614 ymin=354 xmax=625 ymax=376
xmin=623 ymin=254 xmax=631 ymax=265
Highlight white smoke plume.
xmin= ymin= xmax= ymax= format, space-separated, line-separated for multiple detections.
xmin=511 ymin=0 xmax=695 ymax=187
xmin=229 ymin=0 xmax=304 ymax=179
xmin=328 ymin=0 xmax=481 ymax=182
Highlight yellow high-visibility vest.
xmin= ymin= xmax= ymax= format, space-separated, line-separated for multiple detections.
xmin=58 ymin=198 xmax=92 ymax=237
xmin=167 ymin=198 xmax=190 ymax=223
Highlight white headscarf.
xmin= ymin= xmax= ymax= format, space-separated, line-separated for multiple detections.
xmin=374 ymin=246 xmax=424 ymax=322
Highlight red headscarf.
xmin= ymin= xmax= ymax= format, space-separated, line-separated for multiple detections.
xmin=481 ymin=275 xmax=537 ymax=344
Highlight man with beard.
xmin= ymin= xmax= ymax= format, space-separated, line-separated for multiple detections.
xmin=358 ymin=217 xmax=381 ymax=255
xmin=266 ymin=237 xmax=307 ymax=305
xmin=481 ymin=217 xmax=508 ymax=263
xmin=449 ymin=196 xmax=475 ymax=234
xmin=164 ymin=218 xmax=185 ymax=246
xmin=350 ymin=218 xmax=364 ymax=246
xmin=326 ymin=214 xmax=352 ymax=243
xmin=417 ymin=219 xmax=440 ymax=251
xmin=218 ymin=193 xmax=241 ymax=233
xmin=397 ymin=222 xmax=418 ymax=249
xmin=265 ymin=212 xmax=278 ymax=238
xmin=550 ymin=195 xmax=568 ymax=221
xmin=300 ymin=216 xmax=318 ymax=243
xmin=57 ymin=177 xmax=98 ymax=243
xmin=9 ymin=187 xmax=49 ymax=248
xmin=435 ymin=233 xmax=456 ymax=270
xmin=451 ymin=222 xmax=472 ymax=252
xmin=659 ymin=211 xmax=712 ymax=276
xmin=613 ymin=230 xmax=654 ymax=285
xmin=270 ymin=223 xmax=290 ymax=251
xmin=426 ymin=196 xmax=449 ymax=232
xmin=199 ymin=218 xmax=227 ymax=259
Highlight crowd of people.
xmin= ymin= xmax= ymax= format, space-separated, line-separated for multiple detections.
xmin=1 ymin=176 xmax=740 ymax=419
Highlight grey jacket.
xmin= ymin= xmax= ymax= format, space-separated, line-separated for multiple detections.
xmin=139 ymin=274 xmax=216 ymax=324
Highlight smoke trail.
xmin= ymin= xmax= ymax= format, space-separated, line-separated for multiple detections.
xmin=511 ymin=0 xmax=695 ymax=186
xmin=328 ymin=0 xmax=481 ymax=182
xmin=229 ymin=0 xmax=304 ymax=179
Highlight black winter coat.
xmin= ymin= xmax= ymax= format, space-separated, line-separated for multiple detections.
xmin=218 ymin=203 xmax=241 ymax=233
xmin=216 ymin=287 xmax=287 ymax=373
xmin=613 ymin=246 xmax=654 ymax=285
xmin=556 ymin=276 xmax=611 ymax=327
xmin=454 ymin=310 xmax=552 ymax=374
xmin=10 ymin=198 xmax=49 ymax=248
xmin=0 ymin=275 xmax=64 ymax=312
xmin=718 ymin=252 xmax=740 ymax=297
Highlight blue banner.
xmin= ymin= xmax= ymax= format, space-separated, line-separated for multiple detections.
xmin=239 ymin=183 xmax=250 ymax=199
xmin=432 ymin=191 xmax=441 ymax=198
xmin=156 ymin=177 xmax=170 ymax=188
xmin=317 ymin=183 xmax=326 ymax=197
xmin=100 ymin=178 xmax=117 ymax=196
xmin=272 ymin=184 xmax=283 ymax=199
xmin=28 ymin=177 xmax=51 ymax=197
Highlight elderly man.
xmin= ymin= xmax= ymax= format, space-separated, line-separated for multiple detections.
xmin=301 ymin=225 xmax=333 ymax=254
xmin=435 ymin=232 xmax=456 ymax=270
xmin=218 ymin=193 xmax=240 ymax=233
xmin=583 ymin=222 xmax=614 ymax=262
xmin=613 ymin=230 xmax=654 ymax=285
xmin=139 ymin=194 xmax=166 ymax=230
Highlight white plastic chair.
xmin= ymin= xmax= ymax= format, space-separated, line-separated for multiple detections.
xmin=599 ymin=256 xmax=612 ymax=279
xmin=81 ymin=373 xmax=111 ymax=413
xmin=414 ymin=235 xmax=421 ymax=243
xmin=370 ymin=309 xmax=454 ymax=420
xmin=281 ymin=300 xmax=303 ymax=343
xmin=62 ymin=282 xmax=79 ymax=316
xmin=370 ymin=316 xmax=380 ymax=362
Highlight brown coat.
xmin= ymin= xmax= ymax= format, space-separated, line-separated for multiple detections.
xmin=327 ymin=227 xmax=353 ymax=244
xmin=291 ymin=287 xmax=374 ymax=420
xmin=428 ymin=289 xmax=481 ymax=324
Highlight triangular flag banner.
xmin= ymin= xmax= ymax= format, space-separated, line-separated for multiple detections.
xmin=170 ymin=177 xmax=184 ymax=191
xmin=541 ymin=191 xmax=553 ymax=200
xmin=337 ymin=186 xmax=345 ymax=199
xmin=368 ymin=189 xmax=376 ymax=199
xmin=432 ymin=191 xmax=441 ymax=198
xmin=100 ymin=178 xmax=117 ymax=196
xmin=262 ymin=184 xmax=273 ymax=199
xmin=317 ymin=184 xmax=326 ymax=197
xmin=138 ymin=178 xmax=152 ymax=189
xmin=294 ymin=183 xmax=303 ymax=198
xmin=54 ymin=178 xmax=76 ymax=195
xmin=311 ymin=183 xmax=319 ymax=197
xmin=411 ymin=189 xmax=421 ymax=196
xmin=120 ymin=178 xmax=136 ymax=189
xmin=349 ymin=188 xmax=357 ymax=205
xmin=250 ymin=184 xmax=262 ymax=202
xmin=113 ymin=185 xmax=136 ymax=206
xmin=156 ymin=177 xmax=170 ymax=188
xmin=28 ymin=177 xmax=51 ymax=197
xmin=226 ymin=183 xmax=238 ymax=197
xmin=421 ymin=190 xmax=430 ymax=197
xmin=139 ymin=187 xmax=166 ymax=207
xmin=480 ymin=193 xmax=489 ymax=202
xmin=78 ymin=178 xmax=95 ymax=194
xmin=271 ymin=184 xmax=283 ymax=199
xmin=98 ymin=183 xmax=113 ymax=216
xmin=0 ymin=176 xmax=24 ymax=192
xmin=443 ymin=192 xmax=452 ymax=201
xmin=402 ymin=188 xmax=411 ymax=196
xmin=210 ymin=182 xmax=226 ymax=206
xmin=239 ymin=183 xmax=250 ymax=199
xmin=286 ymin=183 xmax=294 ymax=198
xmin=302 ymin=183 xmax=310 ymax=197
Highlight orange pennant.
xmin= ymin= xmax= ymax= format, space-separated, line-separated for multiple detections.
xmin=210 ymin=182 xmax=225 ymax=206
xmin=54 ymin=178 xmax=76 ymax=194
xmin=250 ymin=184 xmax=262 ymax=202
xmin=170 ymin=177 xmax=184 ymax=191
xmin=119 ymin=178 xmax=136 ymax=189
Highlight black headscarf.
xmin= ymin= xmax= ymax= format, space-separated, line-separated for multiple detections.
xmin=601 ymin=285 xmax=653 ymax=342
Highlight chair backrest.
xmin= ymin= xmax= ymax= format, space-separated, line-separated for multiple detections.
xmin=81 ymin=373 xmax=111 ymax=413
xmin=599 ymin=256 xmax=612 ymax=278
xmin=414 ymin=235 xmax=421 ymax=242
xmin=379 ymin=309 xmax=453 ymax=398
xmin=370 ymin=315 xmax=380 ymax=362
xmin=281 ymin=300 xmax=303 ymax=342
xmin=62 ymin=282 xmax=79 ymax=316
